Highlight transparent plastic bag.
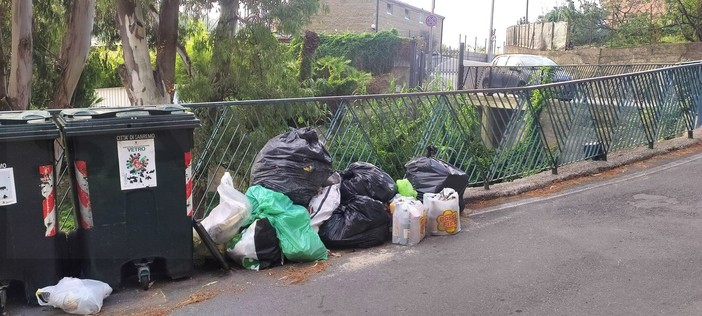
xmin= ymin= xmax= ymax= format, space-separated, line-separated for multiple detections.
xmin=201 ymin=172 xmax=252 ymax=244
xmin=392 ymin=196 xmax=426 ymax=246
xmin=36 ymin=277 xmax=112 ymax=315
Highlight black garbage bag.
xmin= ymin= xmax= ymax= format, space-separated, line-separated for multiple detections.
xmin=404 ymin=152 xmax=469 ymax=211
xmin=318 ymin=196 xmax=390 ymax=249
xmin=339 ymin=162 xmax=397 ymax=203
xmin=226 ymin=218 xmax=283 ymax=271
xmin=251 ymin=128 xmax=334 ymax=206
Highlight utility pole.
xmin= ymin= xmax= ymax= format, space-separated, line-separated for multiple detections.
xmin=428 ymin=0 xmax=436 ymax=72
xmin=487 ymin=0 xmax=496 ymax=61
xmin=375 ymin=0 xmax=379 ymax=32
xmin=526 ymin=0 xmax=529 ymax=23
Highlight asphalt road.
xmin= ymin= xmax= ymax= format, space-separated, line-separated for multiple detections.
xmin=10 ymin=150 xmax=702 ymax=315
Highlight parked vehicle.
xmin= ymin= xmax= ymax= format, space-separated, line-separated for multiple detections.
xmin=482 ymin=54 xmax=574 ymax=100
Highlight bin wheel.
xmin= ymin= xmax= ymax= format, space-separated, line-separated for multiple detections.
xmin=139 ymin=274 xmax=150 ymax=291
xmin=136 ymin=263 xmax=151 ymax=291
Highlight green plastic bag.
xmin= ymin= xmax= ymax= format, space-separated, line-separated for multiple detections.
xmin=245 ymin=186 xmax=328 ymax=262
xmin=396 ymin=179 xmax=417 ymax=198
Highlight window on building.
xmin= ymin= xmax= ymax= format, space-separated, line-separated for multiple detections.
xmin=419 ymin=13 xmax=424 ymax=24
xmin=405 ymin=9 xmax=410 ymax=20
xmin=387 ymin=3 xmax=393 ymax=14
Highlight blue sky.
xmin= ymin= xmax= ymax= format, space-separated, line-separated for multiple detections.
xmin=403 ymin=0 xmax=569 ymax=50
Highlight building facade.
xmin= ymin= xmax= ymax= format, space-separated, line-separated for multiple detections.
xmin=307 ymin=0 xmax=444 ymax=52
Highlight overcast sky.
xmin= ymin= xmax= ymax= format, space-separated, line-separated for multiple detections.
xmin=402 ymin=0 xmax=569 ymax=50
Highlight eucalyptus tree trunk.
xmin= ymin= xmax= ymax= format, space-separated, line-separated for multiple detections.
xmin=8 ymin=0 xmax=32 ymax=110
xmin=156 ymin=0 xmax=179 ymax=102
xmin=0 ymin=27 xmax=9 ymax=110
xmin=50 ymin=0 xmax=96 ymax=109
xmin=116 ymin=0 xmax=173 ymax=105
xmin=216 ymin=0 xmax=239 ymax=41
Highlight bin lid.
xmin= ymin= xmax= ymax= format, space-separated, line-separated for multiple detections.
xmin=56 ymin=105 xmax=200 ymax=136
xmin=0 ymin=110 xmax=59 ymax=142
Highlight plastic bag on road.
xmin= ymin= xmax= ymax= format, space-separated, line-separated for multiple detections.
xmin=339 ymin=162 xmax=397 ymax=203
xmin=245 ymin=185 xmax=328 ymax=262
xmin=424 ymin=188 xmax=461 ymax=236
xmin=36 ymin=277 xmax=112 ymax=315
xmin=405 ymin=154 xmax=469 ymax=212
xmin=251 ymin=128 xmax=334 ymax=206
xmin=308 ymin=179 xmax=341 ymax=233
xmin=201 ymin=172 xmax=252 ymax=244
xmin=226 ymin=218 xmax=283 ymax=270
xmin=319 ymin=196 xmax=390 ymax=249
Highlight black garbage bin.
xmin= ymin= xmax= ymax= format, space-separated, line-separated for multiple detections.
xmin=0 ymin=111 xmax=62 ymax=307
xmin=57 ymin=105 xmax=199 ymax=289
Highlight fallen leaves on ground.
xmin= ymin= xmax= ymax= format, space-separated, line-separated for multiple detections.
xmin=277 ymin=261 xmax=329 ymax=285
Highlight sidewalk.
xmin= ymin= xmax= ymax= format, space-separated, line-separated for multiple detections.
xmin=464 ymin=129 xmax=702 ymax=207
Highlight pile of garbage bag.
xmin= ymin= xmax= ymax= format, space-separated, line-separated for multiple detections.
xmin=196 ymin=127 xmax=470 ymax=270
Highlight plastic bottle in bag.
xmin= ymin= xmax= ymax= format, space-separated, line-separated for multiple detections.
xmin=392 ymin=196 xmax=426 ymax=246
xmin=423 ymin=188 xmax=461 ymax=236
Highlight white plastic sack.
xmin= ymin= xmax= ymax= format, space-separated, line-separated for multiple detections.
xmin=307 ymin=183 xmax=341 ymax=232
xmin=392 ymin=196 xmax=426 ymax=246
xmin=424 ymin=188 xmax=461 ymax=236
xmin=36 ymin=277 xmax=112 ymax=315
xmin=201 ymin=172 xmax=252 ymax=244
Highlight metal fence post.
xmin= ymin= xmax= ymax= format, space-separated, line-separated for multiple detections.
xmin=458 ymin=43 xmax=465 ymax=90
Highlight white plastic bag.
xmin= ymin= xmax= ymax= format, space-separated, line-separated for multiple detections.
xmin=392 ymin=196 xmax=426 ymax=246
xmin=424 ymin=188 xmax=461 ymax=236
xmin=226 ymin=218 xmax=283 ymax=271
xmin=307 ymin=183 xmax=341 ymax=232
xmin=201 ymin=172 xmax=252 ymax=244
xmin=36 ymin=277 xmax=112 ymax=315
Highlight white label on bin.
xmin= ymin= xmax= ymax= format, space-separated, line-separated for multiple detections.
xmin=117 ymin=138 xmax=157 ymax=190
xmin=0 ymin=167 xmax=17 ymax=206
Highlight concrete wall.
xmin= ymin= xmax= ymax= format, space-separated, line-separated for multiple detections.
xmin=505 ymin=42 xmax=702 ymax=65
xmin=506 ymin=22 xmax=568 ymax=51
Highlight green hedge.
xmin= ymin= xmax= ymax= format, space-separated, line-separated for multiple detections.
xmin=314 ymin=30 xmax=401 ymax=75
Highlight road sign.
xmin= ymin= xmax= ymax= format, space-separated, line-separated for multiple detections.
xmin=425 ymin=14 xmax=438 ymax=27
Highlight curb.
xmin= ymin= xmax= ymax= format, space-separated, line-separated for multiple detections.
xmin=464 ymin=131 xmax=702 ymax=202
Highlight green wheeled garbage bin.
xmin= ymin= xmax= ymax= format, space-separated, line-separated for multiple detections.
xmin=0 ymin=111 xmax=62 ymax=309
xmin=57 ymin=105 xmax=199 ymax=290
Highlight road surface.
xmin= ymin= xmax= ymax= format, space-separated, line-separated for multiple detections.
xmin=10 ymin=149 xmax=702 ymax=315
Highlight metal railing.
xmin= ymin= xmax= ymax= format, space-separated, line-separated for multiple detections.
xmin=181 ymin=62 xmax=702 ymax=218
xmin=47 ymin=62 xmax=702 ymax=226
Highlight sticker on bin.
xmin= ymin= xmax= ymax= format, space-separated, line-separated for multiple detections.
xmin=40 ymin=165 xmax=57 ymax=237
xmin=0 ymin=166 xmax=18 ymax=206
xmin=117 ymin=137 xmax=157 ymax=191
xmin=75 ymin=161 xmax=94 ymax=229
xmin=185 ymin=151 xmax=193 ymax=217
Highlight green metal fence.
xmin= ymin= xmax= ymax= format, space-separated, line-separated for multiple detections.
xmin=51 ymin=62 xmax=701 ymax=226
xmin=181 ymin=62 xmax=701 ymax=218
